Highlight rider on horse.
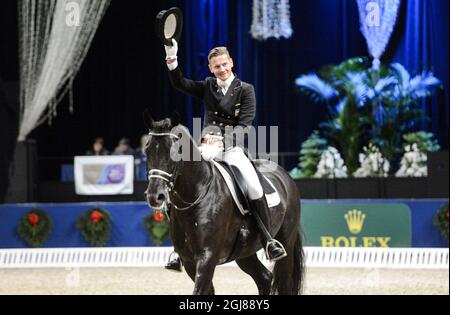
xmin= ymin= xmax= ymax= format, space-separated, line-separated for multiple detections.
xmin=163 ymin=39 xmax=287 ymax=271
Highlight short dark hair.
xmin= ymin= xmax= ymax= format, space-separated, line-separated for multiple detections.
xmin=119 ymin=138 xmax=130 ymax=145
xmin=94 ymin=137 xmax=104 ymax=145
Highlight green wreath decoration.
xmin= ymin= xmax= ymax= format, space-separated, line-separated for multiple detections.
xmin=434 ymin=202 xmax=449 ymax=242
xmin=76 ymin=208 xmax=112 ymax=247
xmin=143 ymin=211 xmax=170 ymax=246
xmin=17 ymin=209 xmax=53 ymax=248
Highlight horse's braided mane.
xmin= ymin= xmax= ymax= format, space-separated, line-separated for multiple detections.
xmin=151 ymin=118 xmax=172 ymax=133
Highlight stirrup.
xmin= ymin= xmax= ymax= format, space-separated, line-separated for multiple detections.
xmin=265 ymin=239 xmax=288 ymax=262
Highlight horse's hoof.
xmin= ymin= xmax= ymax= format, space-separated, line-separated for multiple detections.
xmin=165 ymin=258 xmax=183 ymax=272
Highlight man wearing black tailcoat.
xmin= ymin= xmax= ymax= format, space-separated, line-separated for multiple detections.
xmin=162 ymin=39 xmax=287 ymax=272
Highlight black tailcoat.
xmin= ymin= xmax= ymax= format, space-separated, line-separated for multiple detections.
xmin=168 ymin=67 xmax=256 ymax=139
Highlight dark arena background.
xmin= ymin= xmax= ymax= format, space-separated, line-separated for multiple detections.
xmin=0 ymin=0 xmax=448 ymax=296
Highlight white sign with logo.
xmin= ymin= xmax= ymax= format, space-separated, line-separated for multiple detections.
xmin=74 ymin=156 xmax=134 ymax=195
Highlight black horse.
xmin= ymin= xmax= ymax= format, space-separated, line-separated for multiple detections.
xmin=144 ymin=114 xmax=305 ymax=295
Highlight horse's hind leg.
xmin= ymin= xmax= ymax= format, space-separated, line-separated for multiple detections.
xmin=236 ymin=254 xmax=273 ymax=295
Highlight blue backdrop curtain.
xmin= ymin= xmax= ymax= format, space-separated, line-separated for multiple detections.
xmin=188 ymin=0 xmax=369 ymax=164
xmin=181 ymin=0 xmax=363 ymax=160
xmin=182 ymin=0 xmax=448 ymax=159
xmin=391 ymin=0 xmax=449 ymax=147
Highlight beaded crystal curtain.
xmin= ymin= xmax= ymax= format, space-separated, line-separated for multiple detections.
xmin=250 ymin=0 xmax=293 ymax=41
xmin=18 ymin=0 xmax=111 ymax=141
xmin=356 ymin=0 xmax=401 ymax=69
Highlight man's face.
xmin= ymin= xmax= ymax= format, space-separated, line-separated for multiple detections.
xmin=119 ymin=144 xmax=129 ymax=152
xmin=209 ymin=54 xmax=234 ymax=81
xmin=93 ymin=143 xmax=103 ymax=153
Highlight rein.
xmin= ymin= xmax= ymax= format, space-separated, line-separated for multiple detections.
xmin=148 ymin=131 xmax=215 ymax=212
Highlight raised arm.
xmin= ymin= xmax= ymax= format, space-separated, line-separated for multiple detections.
xmin=165 ymin=39 xmax=205 ymax=99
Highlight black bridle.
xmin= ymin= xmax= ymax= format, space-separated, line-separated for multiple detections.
xmin=147 ymin=131 xmax=215 ymax=212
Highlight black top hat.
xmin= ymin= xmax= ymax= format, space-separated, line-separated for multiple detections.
xmin=155 ymin=7 xmax=183 ymax=46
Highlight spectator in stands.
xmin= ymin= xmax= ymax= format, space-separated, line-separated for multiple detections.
xmin=135 ymin=134 xmax=149 ymax=181
xmin=86 ymin=137 xmax=110 ymax=156
xmin=114 ymin=138 xmax=135 ymax=156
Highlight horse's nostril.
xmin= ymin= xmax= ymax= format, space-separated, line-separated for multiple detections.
xmin=157 ymin=193 xmax=165 ymax=202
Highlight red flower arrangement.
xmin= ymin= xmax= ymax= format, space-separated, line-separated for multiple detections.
xmin=27 ymin=213 xmax=40 ymax=226
xmin=143 ymin=211 xmax=171 ymax=246
xmin=17 ymin=209 xmax=52 ymax=248
xmin=76 ymin=208 xmax=112 ymax=247
xmin=90 ymin=210 xmax=104 ymax=224
xmin=153 ymin=211 xmax=165 ymax=223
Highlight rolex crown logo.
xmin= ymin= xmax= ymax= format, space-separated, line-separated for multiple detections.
xmin=344 ymin=209 xmax=366 ymax=234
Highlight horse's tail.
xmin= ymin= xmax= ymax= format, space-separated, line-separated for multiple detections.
xmin=292 ymin=232 xmax=306 ymax=294
xmin=271 ymin=232 xmax=306 ymax=295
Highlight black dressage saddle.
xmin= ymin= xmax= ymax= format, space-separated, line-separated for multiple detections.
xmin=216 ymin=161 xmax=276 ymax=211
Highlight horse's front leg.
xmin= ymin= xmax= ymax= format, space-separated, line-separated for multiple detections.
xmin=192 ymin=249 xmax=218 ymax=295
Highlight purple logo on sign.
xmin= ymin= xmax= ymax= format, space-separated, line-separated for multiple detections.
xmin=104 ymin=164 xmax=125 ymax=184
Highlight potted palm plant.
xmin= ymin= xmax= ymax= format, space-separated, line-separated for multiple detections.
xmin=295 ymin=57 xmax=442 ymax=179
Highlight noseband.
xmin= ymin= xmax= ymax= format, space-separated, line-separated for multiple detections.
xmin=147 ymin=131 xmax=214 ymax=212
xmin=147 ymin=131 xmax=181 ymax=191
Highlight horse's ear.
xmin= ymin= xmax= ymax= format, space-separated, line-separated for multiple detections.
xmin=171 ymin=111 xmax=181 ymax=127
xmin=143 ymin=109 xmax=154 ymax=130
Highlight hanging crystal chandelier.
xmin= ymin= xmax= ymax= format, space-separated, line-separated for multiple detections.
xmin=251 ymin=0 xmax=293 ymax=41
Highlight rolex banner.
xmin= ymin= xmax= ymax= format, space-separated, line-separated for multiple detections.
xmin=301 ymin=203 xmax=411 ymax=247
xmin=74 ymin=156 xmax=134 ymax=195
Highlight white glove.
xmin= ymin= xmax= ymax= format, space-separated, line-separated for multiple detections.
xmin=164 ymin=39 xmax=178 ymax=60
xmin=199 ymin=144 xmax=222 ymax=162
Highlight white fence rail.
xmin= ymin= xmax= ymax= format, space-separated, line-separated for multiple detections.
xmin=304 ymin=247 xmax=449 ymax=269
xmin=0 ymin=247 xmax=448 ymax=269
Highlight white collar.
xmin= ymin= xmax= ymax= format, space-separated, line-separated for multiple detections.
xmin=217 ymin=73 xmax=235 ymax=92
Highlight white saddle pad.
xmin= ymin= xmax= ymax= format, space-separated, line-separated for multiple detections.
xmin=212 ymin=161 xmax=281 ymax=215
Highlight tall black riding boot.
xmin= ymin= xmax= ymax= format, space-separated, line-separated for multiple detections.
xmin=165 ymin=251 xmax=182 ymax=272
xmin=250 ymin=196 xmax=287 ymax=262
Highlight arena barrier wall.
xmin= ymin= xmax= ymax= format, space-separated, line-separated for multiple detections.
xmin=0 ymin=200 xmax=448 ymax=248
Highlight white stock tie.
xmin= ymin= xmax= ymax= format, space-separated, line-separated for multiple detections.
xmin=218 ymin=80 xmax=227 ymax=95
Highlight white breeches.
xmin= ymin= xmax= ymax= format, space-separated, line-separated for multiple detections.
xmin=221 ymin=147 xmax=264 ymax=200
